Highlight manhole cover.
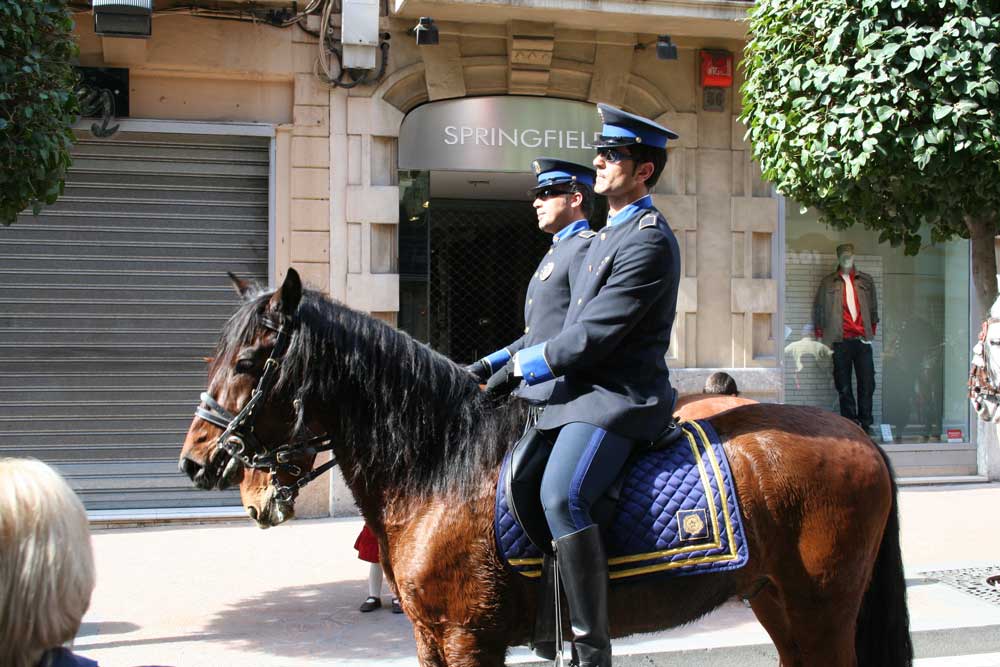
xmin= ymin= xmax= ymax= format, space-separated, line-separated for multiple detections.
xmin=922 ymin=566 xmax=1000 ymax=606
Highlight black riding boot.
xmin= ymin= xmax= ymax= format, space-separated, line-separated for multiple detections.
xmin=555 ymin=524 xmax=611 ymax=667
xmin=530 ymin=555 xmax=557 ymax=660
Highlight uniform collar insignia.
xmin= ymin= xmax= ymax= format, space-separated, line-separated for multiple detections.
xmin=553 ymin=218 xmax=591 ymax=242
xmin=607 ymin=195 xmax=654 ymax=227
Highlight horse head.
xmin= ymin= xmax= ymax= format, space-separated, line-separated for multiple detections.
xmin=970 ymin=315 xmax=1000 ymax=423
xmin=179 ymin=269 xmax=317 ymax=528
xmin=181 ymin=267 xmax=511 ymax=530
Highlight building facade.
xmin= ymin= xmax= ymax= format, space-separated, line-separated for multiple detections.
xmin=1 ymin=0 xmax=985 ymax=515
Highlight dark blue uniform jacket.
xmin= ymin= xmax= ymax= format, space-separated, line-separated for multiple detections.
xmin=527 ymin=200 xmax=680 ymax=441
xmin=503 ymin=221 xmax=594 ymax=402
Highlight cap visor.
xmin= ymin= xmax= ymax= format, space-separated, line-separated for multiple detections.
xmin=593 ymin=136 xmax=637 ymax=149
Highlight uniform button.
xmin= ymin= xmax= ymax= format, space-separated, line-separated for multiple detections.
xmin=528 ymin=298 xmax=533 ymax=305
xmin=605 ymin=256 xmax=610 ymax=261
xmin=530 ymin=372 xmax=536 ymax=378
xmin=577 ymin=298 xmax=583 ymax=305
xmin=534 ymin=273 xmax=539 ymax=278
xmin=524 ymin=326 xmax=530 ymax=333
xmin=600 ymin=233 xmax=606 ymax=240
xmin=548 ymin=249 xmax=553 ymax=255
xmin=588 ymin=265 xmax=592 ymax=272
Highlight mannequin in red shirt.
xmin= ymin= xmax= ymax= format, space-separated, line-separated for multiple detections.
xmin=812 ymin=244 xmax=879 ymax=432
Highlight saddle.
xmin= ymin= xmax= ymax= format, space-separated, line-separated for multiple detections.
xmin=495 ymin=417 xmax=748 ymax=581
xmin=504 ymin=420 xmax=685 ymax=555
xmin=498 ymin=416 xmax=749 ymax=659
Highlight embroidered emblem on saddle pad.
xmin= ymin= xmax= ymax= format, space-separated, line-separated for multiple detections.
xmin=493 ymin=420 xmax=748 ymax=582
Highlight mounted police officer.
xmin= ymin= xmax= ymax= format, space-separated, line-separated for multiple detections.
xmin=489 ymin=104 xmax=681 ymax=667
xmin=466 ymin=157 xmax=597 ymax=662
xmin=465 ymin=157 xmax=597 ymax=403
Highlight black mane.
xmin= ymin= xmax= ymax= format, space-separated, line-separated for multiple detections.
xmin=217 ymin=288 xmax=526 ymax=497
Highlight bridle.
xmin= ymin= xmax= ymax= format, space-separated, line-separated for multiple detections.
xmin=193 ymin=315 xmax=339 ymax=503
xmin=969 ymin=318 xmax=1000 ymax=420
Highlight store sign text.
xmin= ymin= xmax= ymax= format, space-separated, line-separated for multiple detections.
xmin=398 ymin=96 xmax=605 ymax=172
xmin=442 ymin=126 xmax=601 ymax=150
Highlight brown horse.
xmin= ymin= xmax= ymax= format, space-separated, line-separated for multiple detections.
xmin=229 ymin=395 xmax=759 ymax=524
xmin=179 ymin=270 xmax=912 ymax=667
xmin=674 ymin=393 xmax=757 ymax=420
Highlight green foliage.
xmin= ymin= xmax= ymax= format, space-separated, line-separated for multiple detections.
xmin=0 ymin=0 xmax=79 ymax=226
xmin=741 ymin=0 xmax=1000 ymax=254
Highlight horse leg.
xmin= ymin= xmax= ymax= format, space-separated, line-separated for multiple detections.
xmin=413 ymin=624 xmax=446 ymax=667
xmin=747 ymin=582 xmax=797 ymax=666
xmin=783 ymin=603 xmax=862 ymax=667
xmin=440 ymin=627 xmax=507 ymax=667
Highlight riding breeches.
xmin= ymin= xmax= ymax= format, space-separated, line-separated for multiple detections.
xmin=539 ymin=422 xmax=636 ymax=540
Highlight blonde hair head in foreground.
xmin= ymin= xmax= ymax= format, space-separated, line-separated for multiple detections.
xmin=0 ymin=458 xmax=95 ymax=667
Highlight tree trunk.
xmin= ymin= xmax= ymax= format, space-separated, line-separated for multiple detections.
xmin=967 ymin=213 xmax=999 ymax=323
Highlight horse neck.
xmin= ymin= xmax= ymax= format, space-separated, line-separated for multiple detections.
xmin=294 ymin=301 xmax=517 ymax=507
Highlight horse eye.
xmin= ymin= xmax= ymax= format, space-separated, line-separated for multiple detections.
xmin=234 ymin=358 xmax=257 ymax=375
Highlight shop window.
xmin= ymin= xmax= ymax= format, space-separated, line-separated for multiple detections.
xmin=783 ymin=205 xmax=970 ymax=444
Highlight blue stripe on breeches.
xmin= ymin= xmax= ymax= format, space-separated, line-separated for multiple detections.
xmin=539 ymin=422 xmax=636 ymax=540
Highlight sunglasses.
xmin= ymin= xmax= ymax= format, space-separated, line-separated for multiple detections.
xmin=533 ymin=187 xmax=575 ymax=200
xmin=596 ymin=147 xmax=635 ymax=164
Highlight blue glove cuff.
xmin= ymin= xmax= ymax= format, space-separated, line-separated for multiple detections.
xmin=517 ymin=343 xmax=555 ymax=385
xmin=483 ymin=348 xmax=512 ymax=373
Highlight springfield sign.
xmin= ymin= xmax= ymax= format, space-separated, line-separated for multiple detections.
xmin=398 ymin=96 xmax=604 ymax=172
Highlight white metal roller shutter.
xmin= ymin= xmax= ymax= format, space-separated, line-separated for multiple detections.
xmin=0 ymin=130 xmax=271 ymax=509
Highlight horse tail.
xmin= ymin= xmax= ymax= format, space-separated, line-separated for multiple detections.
xmin=855 ymin=447 xmax=913 ymax=667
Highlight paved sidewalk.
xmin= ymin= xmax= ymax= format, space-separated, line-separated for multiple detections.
xmin=75 ymin=484 xmax=1000 ymax=666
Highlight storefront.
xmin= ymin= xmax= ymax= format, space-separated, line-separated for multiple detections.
xmin=37 ymin=1 xmax=988 ymax=517
xmin=782 ymin=205 xmax=977 ymax=477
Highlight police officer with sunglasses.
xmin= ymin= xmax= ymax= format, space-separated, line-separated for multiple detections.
xmin=490 ymin=104 xmax=681 ymax=667
xmin=465 ymin=158 xmax=597 ymax=406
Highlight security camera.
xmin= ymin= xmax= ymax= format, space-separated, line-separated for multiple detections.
xmin=414 ymin=17 xmax=439 ymax=46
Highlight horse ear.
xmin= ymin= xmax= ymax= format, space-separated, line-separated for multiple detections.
xmin=228 ymin=272 xmax=253 ymax=300
xmin=270 ymin=268 xmax=302 ymax=317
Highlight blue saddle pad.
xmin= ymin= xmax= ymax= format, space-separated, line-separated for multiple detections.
xmin=494 ymin=419 xmax=748 ymax=581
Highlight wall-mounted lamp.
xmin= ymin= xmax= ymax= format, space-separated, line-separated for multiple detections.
xmin=413 ymin=17 xmax=439 ymax=46
xmin=656 ymin=35 xmax=678 ymax=60
xmin=92 ymin=0 xmax=153 ymax=38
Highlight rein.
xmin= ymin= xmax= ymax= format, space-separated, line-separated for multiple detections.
xmin=969 ymin=318 xmax=1000 ymax=417
xmin=194 ymin=316 xmax=339 ymax=503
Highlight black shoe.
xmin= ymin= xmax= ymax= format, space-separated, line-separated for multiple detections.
xmin=530 ymin=555 xmax=557 ymax=660
xmin=555 ymin=525 xmax=611 ymax=667
xmin=359 ymin=596 xmax=381 ymax=612
xmin=391 ymin=597 xmax=404 ymax=614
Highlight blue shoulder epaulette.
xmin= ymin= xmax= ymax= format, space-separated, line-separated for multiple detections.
xmin=638 ymin=213 xmax=660 ymax=230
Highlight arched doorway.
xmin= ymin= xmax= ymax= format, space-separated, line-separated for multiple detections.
xmin=396 ymin=96 xmax=604 ymax=362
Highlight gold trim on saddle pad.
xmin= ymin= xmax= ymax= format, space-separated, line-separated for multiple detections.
xmin=508 ymin=421 xmax=741 ymax=580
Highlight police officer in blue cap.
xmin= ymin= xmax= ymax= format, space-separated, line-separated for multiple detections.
xmin=466 ymin=157 xmax=596 ymax=405
xmin=488 ymin=104 xmax=681 ymax=667
xmin=466 ymin=157 xmax=596 ymax=662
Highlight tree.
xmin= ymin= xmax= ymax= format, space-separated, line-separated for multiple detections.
xmin=741 ymin=0 xmax=1000 ymax=318
xmin=0 ymin=0 xmax=79 ymax=226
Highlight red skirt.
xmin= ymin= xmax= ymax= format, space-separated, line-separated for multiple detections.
xmin=354 ymin=524 xmax=380 ymax=563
